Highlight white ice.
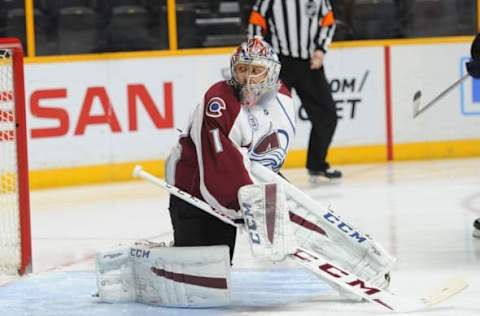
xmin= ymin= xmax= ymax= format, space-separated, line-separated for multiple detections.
xmin=1 ymin=157 xmax=480 ymax=315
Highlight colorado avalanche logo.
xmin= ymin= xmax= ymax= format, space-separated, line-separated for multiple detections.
xmin=206 ymin=97 xmax=226 ymax=118
xmin=253 ymin=133 xmax=280 ymax=154
xmin=249 ymin=130 xmax=290 ymax=172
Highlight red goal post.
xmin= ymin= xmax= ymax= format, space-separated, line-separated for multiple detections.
xmin=0 ymin=38 xmax=32 ymax=275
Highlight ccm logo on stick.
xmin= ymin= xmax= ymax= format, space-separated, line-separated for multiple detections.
xmin=293 ymin=249 xmax=382 ymax=297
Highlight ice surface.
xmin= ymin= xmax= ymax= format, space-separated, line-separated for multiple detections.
xmin=0 ymin=269 xmax=330 ymax=316
xmin=1 ymin=158 xmax=480 ymax=315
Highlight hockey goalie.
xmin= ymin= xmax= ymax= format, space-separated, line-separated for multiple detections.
xmin=95 ymin=37 xmax=394 ymax=307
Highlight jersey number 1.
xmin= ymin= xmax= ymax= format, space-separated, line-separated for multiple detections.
xmin=210 ymin=128 xmax=224 ymax=153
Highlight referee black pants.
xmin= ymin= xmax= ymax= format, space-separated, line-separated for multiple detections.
xmin=279 ymin=55 xmax=338 ymax=172
xmin=168 ymin=194 xmax=237 ymax=263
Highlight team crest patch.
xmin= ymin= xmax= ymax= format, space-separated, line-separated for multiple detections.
xmin=206 ymin=97 xmax=227 ymax=118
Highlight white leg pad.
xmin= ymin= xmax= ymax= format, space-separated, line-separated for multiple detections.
xmin=95 ymin=244 xmax=231 ymax=307
xmin=95 ymin=246 xmax=137 ymax=303
xmin=250 ymin=162 xmax=395 ymax=300
xmin=132 ymin=244 xmax=231 ymax=307
xmin=238 ymin=182 xmax=296 ymax=261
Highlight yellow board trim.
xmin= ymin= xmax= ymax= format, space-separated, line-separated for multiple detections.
xmin=30 ymin=160 xmax=164 ymax=189
xmin=24 ymin=36 xmax=474 ymax=65
xmin=331 ymin=36 xmax=474 ymax=49
xmin=394 ymin=139 xmax=480 ymax=161
xmin=29 ymin=139 xmax=480 ymax=190
xmin=24 ymin=47 xmax=237 ymax=64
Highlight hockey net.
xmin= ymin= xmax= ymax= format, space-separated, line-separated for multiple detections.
xmin=0 ymin=38 xmax=31 ymax=275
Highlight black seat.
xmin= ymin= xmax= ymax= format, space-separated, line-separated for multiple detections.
xmin=106 ymin=3 xmax=152 ymax=51
xmin=2 ymin=6 xmax=47 ymax=54
xmin=57 ymin=6 xmax=98 ymax=54
xmin=405 ymin=0 xmax=465 ymax=37
xmin=3 ymin=8 xmax=28 ymax=46
xmin=54 ymin=0 xmax=92 ymax=9
xmin=195 ymin=1 xmax=246 ymax=47
xmin=351 ymin=0 xmax=398 ymax=40
xmin=176 ymin=2 xmax=200 ymax=49
xmin=111 ymin=0 xmax=143 ymax=6
xmin=145 ymin=0 xmax=169 ymax=50
xmin=331 ymin=0 xmax=355 ymax=41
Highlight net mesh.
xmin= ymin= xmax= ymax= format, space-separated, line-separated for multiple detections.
xmin=0 ymin=48 xmax=21 ymax=275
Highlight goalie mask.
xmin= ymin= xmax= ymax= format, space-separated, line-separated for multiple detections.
xmin=230 ymin=37 xmax=281 ymax=107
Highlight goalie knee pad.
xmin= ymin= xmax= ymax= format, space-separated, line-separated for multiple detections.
xmin=238 ymin=182 xmax=296 ymax=262
xmin=95 ymin=243 xmax=232 ymax=307
xmin=250 ymin=162 xmax=395 ymax=299
xmin=289 ymin=199 xmax=395 ymax=287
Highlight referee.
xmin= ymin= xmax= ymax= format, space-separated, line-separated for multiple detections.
xmin=248 ymin=0 xmax=341 ymax=180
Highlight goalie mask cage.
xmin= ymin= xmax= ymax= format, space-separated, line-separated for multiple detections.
xmin=0 ymin=38 xmax=32 ymax=275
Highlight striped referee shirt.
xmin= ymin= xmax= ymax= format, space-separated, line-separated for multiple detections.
xmin=248 ymin=0 xmax=336 ymax=60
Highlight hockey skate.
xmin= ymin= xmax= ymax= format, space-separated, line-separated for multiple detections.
xmin=473 ymin=218 xmax=480 ymax=238
xmin=308 ymin=168 xmax=342 ymax=184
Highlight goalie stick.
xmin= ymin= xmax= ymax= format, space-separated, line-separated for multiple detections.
xmin=132 ymin=165 xmax=467 ymax=313
xmin=412 ymin=73 xmax=469 ymax=118
xmin=412 ymin=34 xmax=480 ymax=118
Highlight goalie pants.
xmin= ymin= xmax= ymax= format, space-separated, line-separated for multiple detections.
xmin=279 ymin=55 xmax=338 ymax=172
xmin=168 ymin=195 xmax=237 ymax=262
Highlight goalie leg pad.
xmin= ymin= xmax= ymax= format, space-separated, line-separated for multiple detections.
xmin=238 ymin=183 xmax=296 ymax=261
xmin=288 ymin=199 xmax=395 ymax=285
xmin=250 ymin=162 xmax=395 ymax=299
xmin=132 ymin=244 xmax=231 ymax=307
xmin=96 ymin=244 xmax=232 ymax=307
xmin=95 ymin=246 xmax=137 ymax=303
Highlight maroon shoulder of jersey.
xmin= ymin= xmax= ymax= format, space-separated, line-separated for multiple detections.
xmin=199 ymin=81 xmax=253 ymax=210
xmin=278 ymin=80 xmax=292 ymax=97
xmin=203 ymin=81 xmax=242 ymax=133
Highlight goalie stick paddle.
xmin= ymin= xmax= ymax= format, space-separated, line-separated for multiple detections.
xmin=412 ymin=73 xmax=469 ymax=118
xmin=132 ymin=165 xmax=468 ymax=313
xmin=293 ymin=247 xmax=467 ymax=313
xmin=413 ymin=34 xmax=479 ymax=118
